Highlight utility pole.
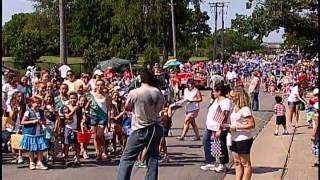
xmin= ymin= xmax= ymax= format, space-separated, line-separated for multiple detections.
xmin=221 ymin=5 xmax=224 ymax=61
xmin=195 ymin=39 xmax=199 ymax=55
xmin=170 ymin=0 xmax=177 ymax=58
xmin=209 ymin=1 xmax=229 ymax=61
xmin=214 ymin=3 xmax=218 ymax=60
xmin=59 ymin=0 xmax=67 ymax=65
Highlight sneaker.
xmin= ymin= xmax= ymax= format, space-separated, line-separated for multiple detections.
xmin=200 ymin=164 xmax=215 ymax=171
xmin=17 ymin=156 xmax=24 ymax=164
xmin=74 ymin=158 xmax=81 ymax=166
xmin=11 ymin=159 xmax=18 ymax=164
xmin=83 ymin=152 xmax=89 ymax=159
xmin=36 ymin=162 xmax=48 ymax=170
xmin=163 ymin=155 xmax=169 ymax=163
xmin=283 ymin=131 xmax=289 ymax=135
xmin=138 ymin=162 xmax=147 ymax=168
xmin=63 ymin=159 xmax=69 ymax=166
xmin=214 ymin=164 xmax=226 ymax=172
xmin=160 ymin=155 xmax=169 ymax=163
xmin=29 ymin=162 xmax=36 ymax=170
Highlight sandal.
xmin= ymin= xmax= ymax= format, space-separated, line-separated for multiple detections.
xmin=101 ymin=152 xmax=108 ymax=160
xmin=95 ymin=152 xmax=101 ymax=161
xmin=192 ymin=137 xmax=200 ymax=141
xmin=176 ymin=136 xmax=184 ymax=141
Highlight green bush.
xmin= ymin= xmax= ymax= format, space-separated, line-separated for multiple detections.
xmin=83 ymin=41 xmax=110 ymax=72
xmin=143 ymin=46 xmax=160 ymax=67
xmin=177 ymin=48 xmax=192 ymax=62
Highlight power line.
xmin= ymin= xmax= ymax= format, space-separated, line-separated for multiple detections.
xmin=209 ymin=1 xmax=229 ymax=61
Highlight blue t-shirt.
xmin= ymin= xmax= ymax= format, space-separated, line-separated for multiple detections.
xmin=122 ymin=117 xmax=131 ymax=129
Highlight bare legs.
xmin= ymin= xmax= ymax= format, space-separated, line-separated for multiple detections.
xmin=288 ymin=106 xmax=299 ymax=131
xmin=92 ymin=126 xmax=106 ymax=159
xmin=179 ymin=115 xmax=200 ymax=140
xmin=233 ymin=153 xmax=252 ymax=180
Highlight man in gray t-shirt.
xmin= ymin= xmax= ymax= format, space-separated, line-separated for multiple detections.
xmin=126 ymin=83 xmax=165 ymax=131
xmin=118 ymin=70 xmax=165 ymax=180
xmin=210 ymin=71 xmax=225 ymax=89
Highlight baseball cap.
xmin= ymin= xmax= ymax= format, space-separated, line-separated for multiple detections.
xmin=94 ymin=69 xmax=103 ymax=75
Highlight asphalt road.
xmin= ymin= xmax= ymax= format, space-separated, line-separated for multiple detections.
xmin=2 ymin=89 xmax=274 ymax=180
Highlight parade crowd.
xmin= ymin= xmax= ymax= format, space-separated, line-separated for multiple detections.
xmin=2 ymin=52 xmax=318 ymax=180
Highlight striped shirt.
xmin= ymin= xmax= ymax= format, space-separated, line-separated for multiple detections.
xmin=274 ymin=103 xmax=286 ymax=116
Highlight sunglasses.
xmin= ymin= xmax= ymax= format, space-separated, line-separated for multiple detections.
xmin=67 ymin=74 xmax=73 ymax=77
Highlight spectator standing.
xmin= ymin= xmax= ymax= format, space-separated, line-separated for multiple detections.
xmin=248 ymin=72 xmax=261 ymax=111
xmin=58 ymin=64 xmax=71 ymax=79
xmin=117 ymin=70 xmax=165 ymax=180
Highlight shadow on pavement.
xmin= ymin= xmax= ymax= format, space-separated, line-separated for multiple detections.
xmin=255 ymin=110 xmax=274 ymax=113
xmin=226 ymin=166 xmax=283 ymax=175
xmin=167 ymin=144 xmax=202 ymax=148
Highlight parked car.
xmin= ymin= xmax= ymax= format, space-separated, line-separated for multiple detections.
xmin=194 ymin=71 xmax=207 ymax=89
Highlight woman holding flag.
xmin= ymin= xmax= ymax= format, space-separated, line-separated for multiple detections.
xmin=201 ymin=83 xmax=232 ymax=172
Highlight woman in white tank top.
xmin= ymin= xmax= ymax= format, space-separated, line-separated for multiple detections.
xmin=89 ymin=79 xmax=111 ymax=160
xmin=177 ymin=78 xmax=202 ymax=141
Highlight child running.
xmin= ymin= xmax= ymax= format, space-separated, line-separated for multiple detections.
xmin=273 ymin=96 xmax=289 ymax=136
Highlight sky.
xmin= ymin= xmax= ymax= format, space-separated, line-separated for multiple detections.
xmin=2 ymin=0 xmax=284 ymax=43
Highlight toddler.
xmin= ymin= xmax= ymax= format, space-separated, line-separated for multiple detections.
xmin=273 ymin=96 xmax=289 ymax=135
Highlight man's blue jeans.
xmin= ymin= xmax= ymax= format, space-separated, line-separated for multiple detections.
xmin=251 ymin=92 xmax=259 ymax=111
xmin=117 ymin=124 xmax=163 ymax=180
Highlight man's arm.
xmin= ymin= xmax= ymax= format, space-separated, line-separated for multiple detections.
xmin=125 ymin=91 xmax=135 ymax=111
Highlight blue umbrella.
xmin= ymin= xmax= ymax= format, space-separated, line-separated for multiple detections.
xmin=163 ymin=59 xmax=182 ymax=69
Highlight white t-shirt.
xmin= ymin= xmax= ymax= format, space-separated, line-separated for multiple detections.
xmin=226 ymin=71 xmax=237 ymax=80
xmin=184 ymin=88 xmax=200 ymax=112
xmin=287 ymin=86 xmax=299 ymax=102
xmin=2 ymin=83 xmax=23 ymax=111
xmin=230 ymin=106 xmax=254 ymax=141
xmin=206 ymin=98 xmax=233 ymax=131
xmin=59 ymin=65 xmax=71 ymax=78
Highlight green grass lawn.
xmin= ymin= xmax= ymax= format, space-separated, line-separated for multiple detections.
xmin=2 ymin=56 xmax=84 ymax=64
xmin=2 ymin=56 xmax=85 ymax=75
xmin=188 ymin=56 xmax=210 ymax=62
xmin=3 ymin=55 xmax=210 ymax=75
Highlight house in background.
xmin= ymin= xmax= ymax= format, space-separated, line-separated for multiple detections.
xmin=262 ymin=42 xmax=282 ymax=54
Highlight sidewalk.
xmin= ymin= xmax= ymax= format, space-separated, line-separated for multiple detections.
xmin=224 ymin=110 xmax=318 ymax=180
xmin=283 ymin=111 xmax=318 ymax=180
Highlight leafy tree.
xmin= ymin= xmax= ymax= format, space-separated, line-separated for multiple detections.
xmin=235 ymin=0 xmax=318 ymax=56
xmin=177 ymin=47 xmax=192 ymax=62
xmin=143 ymin=46 xmax=160 ymax=67
xmin=2 ymin=13 xmax=33 ymax=56
xmin=13 ymin=30 xmax=45 ymax=68
xmin=83 ymin=41 xmax=111 ymax=71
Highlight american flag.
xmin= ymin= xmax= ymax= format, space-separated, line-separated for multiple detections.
xmin=213 ymin=105 xmax=225 ymax=124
